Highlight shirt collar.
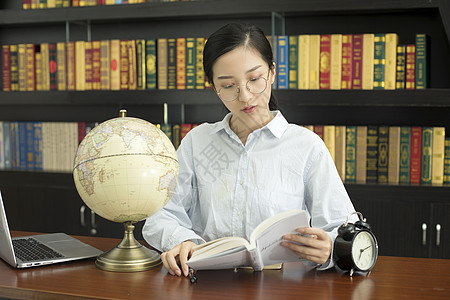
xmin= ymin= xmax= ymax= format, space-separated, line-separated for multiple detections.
xmin=210 ymin=110 xmax=288 ymax=139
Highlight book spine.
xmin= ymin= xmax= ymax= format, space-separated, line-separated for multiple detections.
xmin=405 ymin=44 xmax=415 ymax=90
xmin=362 ymin=34 xmax=374 ymax=90
xmin=92 ymin=40 xmax=101 ymax=90
xmin=110 ymin=39 xmax=120 ymax=90
xmin=84 ymin=41 xmax=93 ymax=90
xmin=2 ymin=45 xmax=11 ymax=91
xmin=345 ymin=126 xmax=356 ymax=183
xmin=415 ymin=33 xmax=429 ymax=89
xmin=145 ymin=39 xmax=157 ymax=90
xmin=160 ymin=123 xmax=172 ymax=143
xmin=444 ymin=138 xmax=450 ymax=184
xmin=399 ymin=126 xmax=411 ymax=184
xmin=176 ymin=37 xmax=186 ymax=90
xmin=288 ymin=35 xmax=298 ymax=89
xmin=18 ymin=44 xmax=26 ymax=91
xmin=172 ymin=124 xmax=181 ymax=149
xmin=0 ymin=122 xmax=3 ymax=169
xmin=319 ymin=34 xmax=331 ymax=90
xmin=323 ymin=125 xmax=335 ymax=162
xmin=351 ymin=34 xmax=363 ymax=89
xmin=431 ymin=127 xmax=445 ymax=185
xmin=309 ymin=35 xmax=320 ymax=90
xmin=35 ymin=52 xmax=42 ymax=91
xmin=180 ymin=123 xmax=192 ymax=140
xmin=410 ymin=126 xmax=422 ymax=184
xmin=366 ymin=125 xmax=378 ymax=183
xmin=48 ymin=43 xmax=57 ymax=90
xmin=25 ymin=122 xmax=35 ymax=170
xmin=67 ymin=41 xmax=76 ymax=91
xmin=119 ymin=40 xmax=129 ymax=90
xmin=298 ymin=35 xmax=310 ymax=90
xmin=185 ymin=37 xmax=196 ymax=89
xmin=313 ymin=125 xmax=324 ymax=140
xmin=136 ymin=39 xmax=146 ymax=90
xmin=75 ymin=41 xmax=86 ymax=91
xmin=421 ymin=127 xmax=433 ymax=184
xmin=10 ymin=45 xmax=19 ymax=91
xmin=40 ymin=43 xmax=50 ymax=91
xmin=3 ymin=122 xmax=12 ymax=170
xmin=195 ymin=37 xmax=205 ymax=89
xmin=157 ymin=38 xmax=168 ymax=90
xmin=388 ymin=126 xmax=400 ymax=184
xmin=249 ymin=247 xmax=264 ymax=272
xmin=330 ymin=34 xmax=342 ymax=90
xmin=373 ymin=33 xmax=385 ymax=90
xmin=384 ymin=33 xmax=398 ymax=90
xmin=335 ymin=125 xmax=346 ymax=182
xmin=56 ymin=42 xmax=67 ymax=90
xmin=34 ymin=122 xmax=43 ymax=171
xmin=341 ymin=34 xmax=352 ymax=89
xmin=127 ymin=39 xmax=137 ymax=90
xmin=377 ymin=125 xmax=389 ymax=183
xmin=167 ymin=38 xmax=177 ymax=89
xmin=25 ymin=44 xmax=36 ymax=91
xmin=396 ymin=45 xmax=406 ymax=89
xmin=100 ymin=40 xmax=111 ymax=90
xmin=356 ymin=126 xmax=367 ymax=184
xmin=18 ymin=122 xmax=27 ymax=171
xmin=277 ymin=35 xmax=289 ymax=89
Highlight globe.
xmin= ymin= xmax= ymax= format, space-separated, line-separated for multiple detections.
xmin=72 ymin=111 xmax=179 ymax=272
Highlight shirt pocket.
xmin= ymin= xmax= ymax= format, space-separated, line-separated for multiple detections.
xmin=247 ymin=170 xmax=305 ymax=234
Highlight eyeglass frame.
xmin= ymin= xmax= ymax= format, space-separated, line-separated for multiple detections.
xmin=213 ymin=68 xmax=272 ymax=102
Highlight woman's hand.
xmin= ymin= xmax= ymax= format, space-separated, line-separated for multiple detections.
xmin=281 ymin=227 xmax=332 ymax=265
xmin=160 ymin=240 xmax=197 ymax=277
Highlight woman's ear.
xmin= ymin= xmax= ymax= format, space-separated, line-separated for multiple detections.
xmin=271 ymin=62 xmax=276 ymax=85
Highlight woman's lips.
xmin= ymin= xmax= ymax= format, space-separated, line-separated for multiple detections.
xmin=242 ymin=105 xmax=256 ymax=114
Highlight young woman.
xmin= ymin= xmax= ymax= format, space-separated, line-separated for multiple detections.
xmin=143 ymin=23 xmax=356 ymax=277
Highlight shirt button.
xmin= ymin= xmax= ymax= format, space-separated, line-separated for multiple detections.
xmin=240 ymin=180 xmax=244 ymax=185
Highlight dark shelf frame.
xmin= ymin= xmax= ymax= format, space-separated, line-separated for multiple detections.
xmin=1 ymin=89 xmax=450 ymax=107
xmin=0 ymin=0 xmax=444 ymax=25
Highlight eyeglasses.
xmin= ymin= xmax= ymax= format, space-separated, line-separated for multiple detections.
xmin=216 ymin=69 xmax=271 ymax=102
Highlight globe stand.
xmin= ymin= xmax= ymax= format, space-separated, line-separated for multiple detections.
xmin=95 ymin=221 xmax=162 ymax=272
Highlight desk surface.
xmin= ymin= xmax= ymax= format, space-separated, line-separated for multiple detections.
xmin=1 ymin=231 xmax=449 ymax=300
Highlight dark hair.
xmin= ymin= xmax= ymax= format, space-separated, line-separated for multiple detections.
xmin=203 ymin=23 xmax=280 ymax=111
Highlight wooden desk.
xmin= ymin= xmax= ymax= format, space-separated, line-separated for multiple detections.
xmin=1 ymin=231 xmax=449 ymax=299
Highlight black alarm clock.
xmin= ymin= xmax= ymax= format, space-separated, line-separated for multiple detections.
xmin=334 ymin=212 xmax=378 ymax=276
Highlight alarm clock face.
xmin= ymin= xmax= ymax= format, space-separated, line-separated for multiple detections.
xmin=351 ymin=230 xmax=377 ymax=271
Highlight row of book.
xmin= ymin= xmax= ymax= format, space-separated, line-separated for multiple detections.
xmin=0 ymin=120 xmax=449 ymax=186
xmin=304 ymin=125 xmax=448 ymax=185
xmin=0 ymin=121 xmax=196 ymax=173
xmin=273 ymin=33 xmax=428 ymax=90
xmin=22 ymin=0 xmax=188 ymax=9
xmin=1 ymin=37 xmax=209 ymax=91
xmin=1 ymin=32 xmax=429 ymax=92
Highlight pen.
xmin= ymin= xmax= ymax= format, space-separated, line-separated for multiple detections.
xmin=189 ymin=268 xmax=198 ymax=283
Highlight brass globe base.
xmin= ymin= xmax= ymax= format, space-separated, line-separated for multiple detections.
xmin=95 ymin=221 xmax=162 ymax=272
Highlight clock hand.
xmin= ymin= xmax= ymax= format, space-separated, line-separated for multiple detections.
xmin=359 ymin=245 xmax=372 ymax=260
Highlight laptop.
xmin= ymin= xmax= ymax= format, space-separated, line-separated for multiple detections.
xmin=0 ymin=191 xmax=103 ymax=268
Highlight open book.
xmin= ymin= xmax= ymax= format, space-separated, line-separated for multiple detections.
xmin=186 ymin=209 xmax=309 ymax=271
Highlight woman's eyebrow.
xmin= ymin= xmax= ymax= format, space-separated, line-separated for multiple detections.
xmin=216 ymin=65 xmax=263 ymax=80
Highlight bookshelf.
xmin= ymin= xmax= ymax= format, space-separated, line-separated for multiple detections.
xmin=0 ymin=0 xmax=450 ymax=258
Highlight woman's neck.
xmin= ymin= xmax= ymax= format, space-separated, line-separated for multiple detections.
xmin=229 ymin=110 xmax=274 ymax=145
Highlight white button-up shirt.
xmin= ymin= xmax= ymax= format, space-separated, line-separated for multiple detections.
xmin=143 ymin=111 xmax=356 ymax=269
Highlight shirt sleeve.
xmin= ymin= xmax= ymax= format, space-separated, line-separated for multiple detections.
xmin=303 ymin=141 xmax=357 ymax=270
xmin=142 ymin=133 xmax=206 ymax=252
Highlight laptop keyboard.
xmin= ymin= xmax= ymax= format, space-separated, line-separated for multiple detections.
xmin=12 ymin=238 xmax=64 ymax=262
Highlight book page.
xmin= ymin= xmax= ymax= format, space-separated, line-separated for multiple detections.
xmin=189 ymin=236 xmax=250 ymax=261
xmin=253 ymin=210 xmax=310 ymax=266
xmin=187 ymin=248 xmax=250 ymax=270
